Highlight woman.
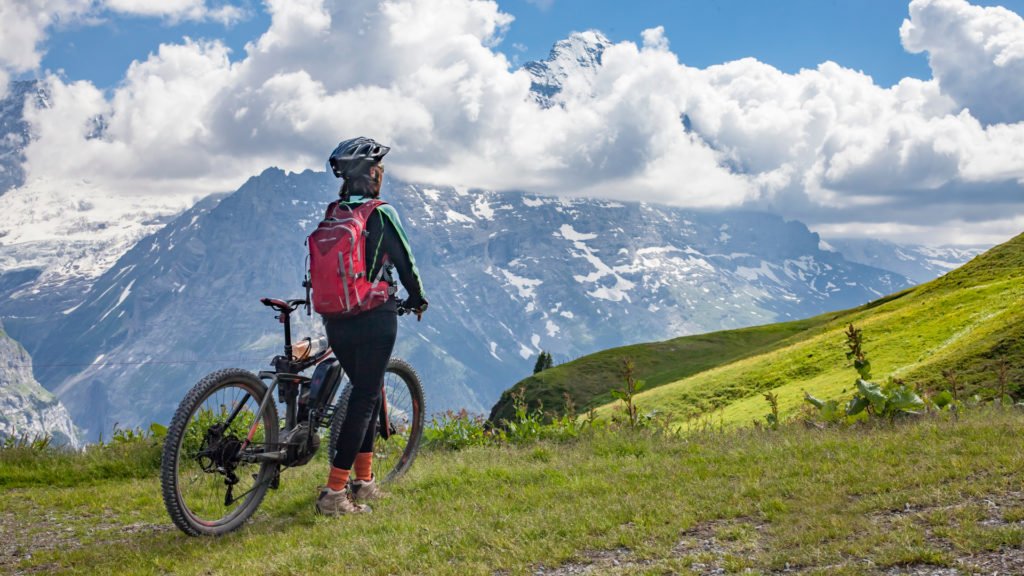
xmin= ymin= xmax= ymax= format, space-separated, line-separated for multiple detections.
xmin=316 ymin=137 xmax=428 ymax=516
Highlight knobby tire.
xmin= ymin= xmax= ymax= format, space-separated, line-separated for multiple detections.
xmin=328 ymin=358 xmax=425 ymax=483
xmin=160 ymin=368 xmax=279 ymax=537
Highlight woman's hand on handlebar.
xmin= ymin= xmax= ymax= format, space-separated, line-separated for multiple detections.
xmin=399 ymin=298 xmax=428 ymax=321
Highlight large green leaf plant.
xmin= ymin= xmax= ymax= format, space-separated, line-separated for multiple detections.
xmin=805 ymin=324 xmax=925 ymax=423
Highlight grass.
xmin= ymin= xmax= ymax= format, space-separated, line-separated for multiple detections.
xmin=2 ymin=408 xmax=1023 ymax=574
xmin=0 ymin=439 xmax=161 ymax=488
xmin=578 ymin=232 xmax=1024 ymax=429
xmin=490 ymin=316 xmax=829 ymax=422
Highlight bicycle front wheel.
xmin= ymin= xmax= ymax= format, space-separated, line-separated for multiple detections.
xmin=161 ymin=369 xmax=279 ymax=536
xmin=328 ymin=358 xmax=425 ymax=483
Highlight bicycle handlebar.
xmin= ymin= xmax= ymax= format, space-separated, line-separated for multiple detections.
xmin=264 ymin=296 xmax=423 ymax=319
xmin=398 ymin=301 xmax=428 ymax=321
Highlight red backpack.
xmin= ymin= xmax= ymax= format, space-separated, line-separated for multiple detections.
xmin=307 ymin=199 xmax=391 ymax=318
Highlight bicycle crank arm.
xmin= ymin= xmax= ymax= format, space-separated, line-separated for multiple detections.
xmin=242 ymin=450 xmax=289 ymax=463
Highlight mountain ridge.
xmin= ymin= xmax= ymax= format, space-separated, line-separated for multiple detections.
xmin=0 ymin=80 xmax=39 ymax=195
xmin=26 ymin=166 xmax=917 ymax=438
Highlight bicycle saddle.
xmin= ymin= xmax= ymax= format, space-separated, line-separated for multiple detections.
xmin=260 ymin=298 xmax=306 ymax=313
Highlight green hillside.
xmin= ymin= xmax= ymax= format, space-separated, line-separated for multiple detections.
xmin=601 ymin=231 xmax=1024 ymax=427
xmin=489 ymin=316 xmax=833 ymax=422
xmin=491 ymin=232 xmax=1023 ymax=428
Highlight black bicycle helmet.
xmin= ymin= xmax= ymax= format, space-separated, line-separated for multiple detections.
xmin=328 ymin=137 xmax=390 ymax=179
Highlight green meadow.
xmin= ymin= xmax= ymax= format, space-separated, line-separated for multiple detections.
xmin=2 ymin=408 xmax=1023 ymax=575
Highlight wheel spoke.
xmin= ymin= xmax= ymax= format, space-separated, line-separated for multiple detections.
xmin=162 ymin=370 xmax=279 ymax=536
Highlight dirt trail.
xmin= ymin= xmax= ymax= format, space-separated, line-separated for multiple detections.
xmin=527 ymin=493 xmax=1024 ymax=576
xmin=0 ymin=499 xmax=170 ymax=575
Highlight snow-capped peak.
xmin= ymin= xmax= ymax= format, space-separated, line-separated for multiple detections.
xmin=524 ymin=30 xmax=611 ymax=108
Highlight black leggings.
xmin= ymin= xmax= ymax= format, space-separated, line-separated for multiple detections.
xmin=324 ymin=307 xmax=398 ymax=471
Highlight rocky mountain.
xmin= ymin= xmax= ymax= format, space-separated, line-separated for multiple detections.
xmin=0 ymin=184 xmax=187 ymax=358
xmin=23 ymin=168 xmax=912 ymax=439
xmin=825 ymin=238 xmax=987 ymax=285
xmin=0 ymin=80 xmax=39 ymax=196
xmin=0 ymin=320 xmax=78 ymax=447
xmin=524 ymin=30 xmax=610 ymax=109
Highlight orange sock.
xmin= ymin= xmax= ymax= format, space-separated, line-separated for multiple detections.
xmin=327 ymin=466 xmax=350 ymax=491
xmin=354 ymin=452 xmax=373 ymax=481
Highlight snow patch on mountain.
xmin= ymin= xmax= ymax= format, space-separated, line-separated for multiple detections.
xmin=445 ymin=208 xmax=475 ymax=224
xmin=472 ymin=196 xmax=495 ymax=220
xmin=498 ymin=268 xmax=543 ymax=299
xmin=565 ymin=231 xmax=637 ymax=302
xmin=524 ymin=30 xmax=611 ymax=109
xmin=0 ymin=179 xmax=191 ymax=295
xmin=827 ymin=238 xmax=988 ymax=285
xmin=558 ymin=223 xmax=597 ymax=242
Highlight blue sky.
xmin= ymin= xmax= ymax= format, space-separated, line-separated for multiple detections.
xmin=502 ymin=0 xmax=940 ymax=86
xmin=35 ymin=0 xmax=1024 ymax=89
xmin=4 ymin=0 xmax=1024 ymax=246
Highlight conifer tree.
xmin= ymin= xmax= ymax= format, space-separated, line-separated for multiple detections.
xmin=533 ymin=351 xmax=555 ymax=374
xmin=533 ymin=352 xmax=546 ymax=374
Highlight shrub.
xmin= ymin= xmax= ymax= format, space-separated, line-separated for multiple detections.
xmin=423 ymin=410 xmax=494 ymax=450
xmin=426 ymin=388 xmax=592 ymax=450
xmin=805 ymin=324 xmax=925 ymax=424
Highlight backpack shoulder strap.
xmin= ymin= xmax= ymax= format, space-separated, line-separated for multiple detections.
xmin=324 ymin=200 xmax=340 ymax=220
xmin=353 ymin=199 xmax=387 ymax=221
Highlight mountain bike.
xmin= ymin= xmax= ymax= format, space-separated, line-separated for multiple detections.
xmin=160 ymin=297 xmax=425 ymax=536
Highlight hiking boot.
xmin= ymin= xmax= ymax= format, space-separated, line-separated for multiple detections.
xmin=315 ymin=486 xmax=370 ymax=516
xmin=349 ymin=476 xmax=387 ymax=502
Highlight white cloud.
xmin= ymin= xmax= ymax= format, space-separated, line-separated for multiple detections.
xmin=105 ymin=0 xmax=205 ymax=20
xmin=10 ymin=0 xmax=1024 ymax=246
xmin=901 ymin=0 xmax=1024 ymax=125
xmin=641 ymin=26 xmax=669 ymax=52
xmin=814 ymin=213 xmax=1024 ymax=247
xmin=103 ymin=1 xmax=247 ymax=24
xmin=0 ymin=0 xmax=93 ymax=94
xmin=23 ymin=38 xmax=248 ymax=192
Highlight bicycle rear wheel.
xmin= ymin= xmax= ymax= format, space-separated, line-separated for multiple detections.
xmin=161 ymin=369 xmax=279 ymax=536
xmin=328 ymin=358 xmax=425 ymax=483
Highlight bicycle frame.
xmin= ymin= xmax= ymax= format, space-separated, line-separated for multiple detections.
xmin=238 ymin=297 xmax=391 ymax=466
